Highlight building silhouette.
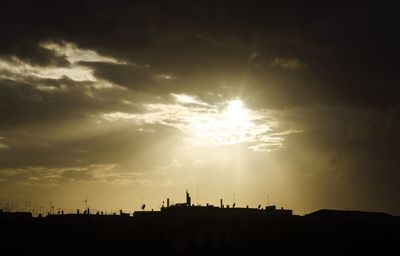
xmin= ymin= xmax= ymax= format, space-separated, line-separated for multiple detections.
xmin=1 ymin=192 xmax=399 ymax=255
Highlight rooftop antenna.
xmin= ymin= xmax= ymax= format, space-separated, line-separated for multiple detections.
xmin=49 ymin=200 xmax=54 ymax=214
xmin=84 ymin=197 xmax=88 ymax=211
xmin=141 ymin=196 xmax=145 ymax=210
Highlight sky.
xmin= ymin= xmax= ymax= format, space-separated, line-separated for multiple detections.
xmin=0 ymin=1 xmax=399 ymax=215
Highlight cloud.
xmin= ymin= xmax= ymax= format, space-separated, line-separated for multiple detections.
xmin=0 ymin=41 xmax=147 ymax=130
xmin=0 ymin=78 xmax=121 ymax=129
xmin=100 ymin=94 xmax=287 ymax=150
xmin=2 ymin=2 xmax=396 ymax=110
xmin=0 ymin=57 xmax=95 ymax=82
xmin=0 ymin=163 xmax=187 ymax=189
xmin=271 ymin=57 xmax=307 ymax=70
xmin=81 ymin=61 xmax=155 ymax=91
xmin=0 ymin=137 xmax=9 ymax=149
xmin=0 ymin=41 xmax=129 ymax=88
xmin=170 ymin=93 xmax=207 ymax=105
xmin=40 ymin=42 xmax=126 ymax=65
xmin=61 ymin=169 xmax=94 ymax=181
xmin=0 ymin=164 xmax=110 ymax=184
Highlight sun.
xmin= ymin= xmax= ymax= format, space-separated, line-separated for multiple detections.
xmin=186 ymin=98 xmax=262 ymax=147
xmin=224 ymin=99 xmax=247 ymax=125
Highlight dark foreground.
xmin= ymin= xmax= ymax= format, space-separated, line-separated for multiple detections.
xmin=1 ymin=209 xmax=399 ymax=255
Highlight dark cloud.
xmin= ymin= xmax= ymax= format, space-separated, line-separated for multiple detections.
xmin=0 ymin=46 xmax=70 ymax=67
xmin=1 ymin=1 xmax=398 ymax=109
xmin=0 ymin=78 xmax=105 ymax=128
xmin=81 ymin=62 xmax=156 ymax=91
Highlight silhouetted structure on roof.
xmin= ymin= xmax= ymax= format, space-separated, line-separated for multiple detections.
xmin=133 ymin=190 xmax=293 ymax=219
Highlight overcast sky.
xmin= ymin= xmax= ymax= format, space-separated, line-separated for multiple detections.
xmin=0 ymin=1 xmax=399 ymax=215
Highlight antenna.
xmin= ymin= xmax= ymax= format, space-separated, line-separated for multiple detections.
xmin=233 ymin=193 xmax=235 ymax=206
xmin=140 ymin=196 xmax=145 ymax=210
xmin=49 ymin=200 xmax=54 ymax=214
xmin=83 ymin=197 xmax=88 ymax=213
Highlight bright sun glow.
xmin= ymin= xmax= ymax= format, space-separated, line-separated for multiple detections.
xmin=186 ymin=99 xmax=267 ymax=147
xmin=102 ymin=95 xmax=283 ymax=151
xmin=224 ymin=99 xmax=246 ymax=124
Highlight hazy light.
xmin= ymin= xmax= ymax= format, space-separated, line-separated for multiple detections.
xmin=157 ymin=74 xmax=175 ymax=80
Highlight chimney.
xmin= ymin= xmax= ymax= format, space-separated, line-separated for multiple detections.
xmin=167 ymin=198 xmax=170 ymax=208
xmin=186 ymin=190 xmax=191 ymax=207
xmin=220 ymin=199 xmax=224 ymax=208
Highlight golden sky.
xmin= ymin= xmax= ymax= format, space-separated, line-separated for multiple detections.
xmin=1 ymin=1 xmax=399 ymax=215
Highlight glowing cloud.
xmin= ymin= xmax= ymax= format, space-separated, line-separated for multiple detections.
xmin=0 ymin=41 xmax=128 ymax=89
xmin=171 ymin=93 xmax=208 ymax=105
xmin=0 ymin=57 xmax=96 ymax=81
xmin=101 ymin=96 xmax=285 ymax=151
xmin=40 ymin=42 xmax=126 ymax=64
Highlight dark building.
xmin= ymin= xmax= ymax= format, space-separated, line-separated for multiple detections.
xmin=1 ymin=198 xmax=399 ymax=256
xmin=305 ymin=209 xmax=395 ymax=222
xmin=133 ymin=190 xmax=293 ymax=220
